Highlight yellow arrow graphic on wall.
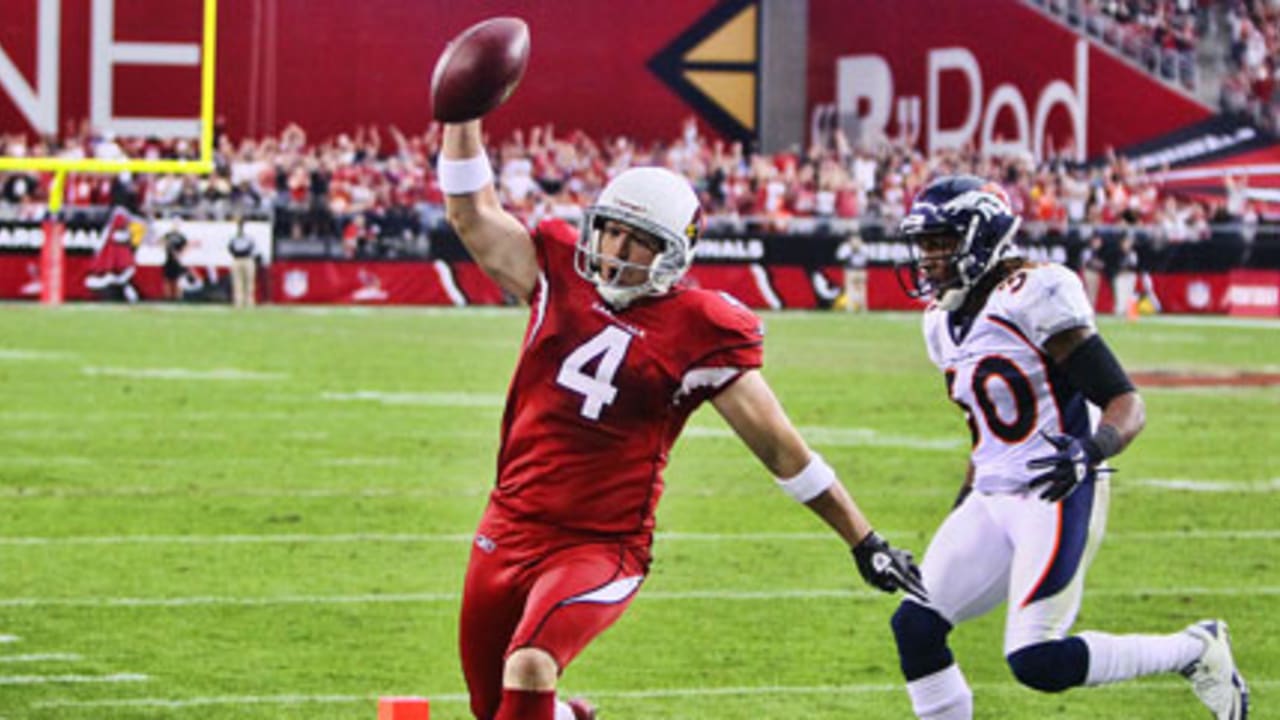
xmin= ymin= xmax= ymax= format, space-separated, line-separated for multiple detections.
xmin=648 ymin=0 xmax=759 ymax=139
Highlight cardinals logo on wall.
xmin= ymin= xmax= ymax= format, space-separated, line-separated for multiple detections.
xmin=20 ymin=262 xmax=41 ymax=297
xmin=351 ymin=268 xmax=388 ymax=302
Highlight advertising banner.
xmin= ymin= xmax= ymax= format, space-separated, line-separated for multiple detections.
xmin=0 ymin=251 xmax=1272 ymax=315
xmin=2 ymin=0 xmax=1210 ymax=156
xmin=806 ymin=0 xmax=1209 ymax=160
xmin=0 ymin=217 xmax=270 ymax=266
xmin=269 ymin=260 xmax=505 ymax=306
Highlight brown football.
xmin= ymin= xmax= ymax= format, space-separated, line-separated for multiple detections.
xmin=431 ymin=17 xmax=530 ymax=123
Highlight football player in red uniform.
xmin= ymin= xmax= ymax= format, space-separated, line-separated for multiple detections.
xmin=439 ymin=118 xmax=925 ymax=720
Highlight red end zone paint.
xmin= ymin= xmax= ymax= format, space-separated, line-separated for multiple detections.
xmin=378 ymin=696 xmax=429 ymax=720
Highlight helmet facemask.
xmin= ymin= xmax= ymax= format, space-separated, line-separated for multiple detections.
xmin=901 ymin=229 xmax=971 ymax=311
xmin=897 ymin=178 xmax=1022 ymax=311
xmin=575 ymin=170 xmax=698 ymax=309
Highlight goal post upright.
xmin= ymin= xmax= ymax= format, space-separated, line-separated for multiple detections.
xmin=0 ymin=0 xmax=219 ymax=303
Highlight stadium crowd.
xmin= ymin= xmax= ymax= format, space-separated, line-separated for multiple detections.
xmin=1220 ymin=0 xmax=1280 ymax=132
xmin=0 ymin=113 xmax=1243 ymax=258
xmin=1039 ymin=0 xmax=1280 ymax=132
xmin=1049 ymin=0 xmax=1204 ymax=89
xmin=7 ymin=1 xmax=1280 ymax=259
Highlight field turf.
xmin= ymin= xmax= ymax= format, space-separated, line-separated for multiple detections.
xmin=0 ymin=304 xmax=1275 ymax=719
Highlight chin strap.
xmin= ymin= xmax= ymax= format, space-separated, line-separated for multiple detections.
xmin=596 ymin=284 xmax=647 ymax=309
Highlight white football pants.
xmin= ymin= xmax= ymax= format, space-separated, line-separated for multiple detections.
xmin=917 ymin=479 xmax=1110 ymax=654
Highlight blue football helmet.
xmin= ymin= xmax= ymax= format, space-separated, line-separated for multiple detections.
xmin=897 ymin=175 xmax=1022 ymax=311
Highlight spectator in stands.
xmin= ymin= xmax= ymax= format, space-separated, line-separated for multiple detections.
xmin=1113 ymin=233 xmax=1140 ymax=318
xmin=1082 ymin=234 xmax=1107 ymax=309
xmin=228 ymin=217 xmax=258 ymax=307
xmin=1225 ymin=172 xmax=1249 ymax=221
xmin=840 ymin=234 xmax=869 ymax=313
xmin=161 ymin=219 xmax=191 ymax=301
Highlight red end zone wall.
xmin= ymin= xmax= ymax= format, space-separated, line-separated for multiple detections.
xmin=1 ymin=0 xmax=1207 ymax=153
xmin=0 ymin=0 xmax=720 ymax=143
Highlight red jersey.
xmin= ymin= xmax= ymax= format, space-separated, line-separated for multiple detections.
xmin=489 ymin=219 xmax=764 ymax=536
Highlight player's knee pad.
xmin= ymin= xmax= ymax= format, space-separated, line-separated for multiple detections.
xmin=1006 ymin=638 xmax=1088 ymax=693
xmin=890 ymin=601 xmax=955 ymax=681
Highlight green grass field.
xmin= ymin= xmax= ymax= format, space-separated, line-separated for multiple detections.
xmin=0 ymin=304 xmax=1275 ymax=719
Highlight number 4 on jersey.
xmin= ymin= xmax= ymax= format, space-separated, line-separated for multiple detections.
xmin=556 ymin=325 xmax=633 ymax=420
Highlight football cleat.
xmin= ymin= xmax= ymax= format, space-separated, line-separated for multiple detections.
xmin=1182 ymin=620 xmax=1249 ymax=719
xmin=567 ymin=697 xmax=597 ymax=720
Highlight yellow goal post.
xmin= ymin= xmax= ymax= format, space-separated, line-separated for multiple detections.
xmin=0 ymin=0 xmax=218 ymax=303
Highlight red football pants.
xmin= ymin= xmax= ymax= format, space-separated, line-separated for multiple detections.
xmin=459 ymin=509 xmax=649 ymax=720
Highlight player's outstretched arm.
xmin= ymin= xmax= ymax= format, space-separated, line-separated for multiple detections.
xmin=441 ymin=120 xmax=538 ymax=301
xmin=1028 ymin=326 xmax=1146 ymax=501
xmin=711 ymin=370 xmax=926 ymax=600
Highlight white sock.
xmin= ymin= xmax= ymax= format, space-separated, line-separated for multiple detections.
xmin=1079 ymin=630 xmax=1205 ymax=685
xmin=553 ymin=699 xmax=575 ymax=720
xmin=906 ymin=664 xmax=973 ymax=720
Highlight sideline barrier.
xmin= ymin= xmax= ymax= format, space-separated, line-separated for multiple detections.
xmin=1 ymin=219 xmax=1277 ymax=316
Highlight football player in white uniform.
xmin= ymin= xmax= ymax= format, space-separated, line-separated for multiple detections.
xmin=889 ymin=175 xmax=1249 ymax=720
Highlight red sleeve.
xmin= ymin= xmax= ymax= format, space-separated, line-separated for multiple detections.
xmin=675 ymin=290 xmax=765 ymax=405
xmin=527 ymin=217 xmax=580 ymax=304
xmin=531 ymin=218 xmax=577 ymax=263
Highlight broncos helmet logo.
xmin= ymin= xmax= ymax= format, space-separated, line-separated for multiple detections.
xmin=942 ymin=190 xmax=1011 ymax=224
xmin=895 ymin=175 xmax=1022 ymax=311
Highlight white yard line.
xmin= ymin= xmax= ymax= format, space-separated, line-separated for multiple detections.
xmin=0 ymin=593 xmax=457 ymax=608
xmin=684 ymin=425 xmax=964 ymax=451
xmin=31 ymin=678 xmax=1280 ymax=710
xmin=1 ymin=477 xmax=1270 ymax=498
xmin=0 ymin=456 xmax=91 ymax=465
xmin=1133 ymin=478 xmax=1280 ymax=493
xmin=0 ymin=636 xmax=19 ymax=644
xmin=0 ymin=653 xmax=81 ymax=663
xmin=1140 ymin=386 xmax=1280 ymax=395
xmin=320 ymin=391 xmax=505 ymax=407
xmin=1132 ymin=314 xmax=1280 ymax=330
xmin=0 ymin=349 xmax=75 ymax=361
xmin=0 ymin=586 xmax=1275 ymax=609
xmin=35 ymin=692 xmax=429 ymax=709
xmin=0 ymin=486 xmax=490 ymax=499
xmin=0 ymin=529 xmax=1273 ymax=547
xmin=81 ymin=367 xmax=285 ymax=381
xmin=0 ymin=454 xmax=484 ymax=468
xmin=0 ymin=411 xmax=306 ymax=421
xmin=0 ymin=673 xmax=146 ymax=686
xmin=315 ymin=458 xmax=406 ymax=467
xmin=0 ymin=532 xmax=437 ymax=546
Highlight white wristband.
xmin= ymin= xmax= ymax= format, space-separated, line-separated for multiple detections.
xmin=775 ymin=452 xmax=837 ymax=503
xmin=438 ymin=153 xmax=494 ymax=195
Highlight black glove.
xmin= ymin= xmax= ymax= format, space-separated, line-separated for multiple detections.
xmin=1026 ymin=431 xmax=1099 ymax=502
xmin=852 ymin=531 xmax=927 ymax=602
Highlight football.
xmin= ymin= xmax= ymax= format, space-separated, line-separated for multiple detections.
xmin=430 ymin=17 xmax=530 ymax=123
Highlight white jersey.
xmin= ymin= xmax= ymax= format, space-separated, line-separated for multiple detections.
xmin=922 ymin=264 xmax=1099 ymax=494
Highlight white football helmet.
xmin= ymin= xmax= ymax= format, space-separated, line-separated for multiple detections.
xmin=575 ymin=167 xmax=702 ymax=308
